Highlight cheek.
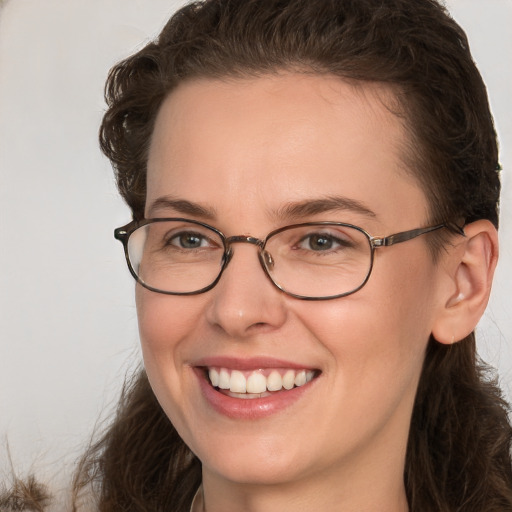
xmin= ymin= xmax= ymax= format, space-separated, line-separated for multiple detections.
xmin=135 ymin=287 xmax=205 ymax=400
xmin=298 ymin=250 xmax=437 ymax=393
xmin=136 ymin=287 xmax=204 ymax=350
xmin=135 ymin=287 xmax=216 ymax=447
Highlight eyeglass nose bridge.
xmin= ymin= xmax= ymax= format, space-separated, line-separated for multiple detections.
xmin=222 ymin=234 xmax=275 ymax=273
xmin=225 ymin=235 xmax=264 ymax=247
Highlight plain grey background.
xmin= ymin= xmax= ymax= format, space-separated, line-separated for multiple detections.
xmin=1 ymin=0 xmax=511 ymax=490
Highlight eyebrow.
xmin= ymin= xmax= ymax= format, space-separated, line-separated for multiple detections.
xmin=148 ymin=196 xmax=217 ymax=220
xmin=271 ymin=196 xmax=377 ymax=221
xmin=147 ymin=194 xmax=376 ymax=222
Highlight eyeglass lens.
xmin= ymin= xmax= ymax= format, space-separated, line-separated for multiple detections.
xmin=127 ymin=220 xmax=373 ymax=298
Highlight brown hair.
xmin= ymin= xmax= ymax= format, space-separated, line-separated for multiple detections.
xmin=69 ymin=0 xmax=510 ymax=511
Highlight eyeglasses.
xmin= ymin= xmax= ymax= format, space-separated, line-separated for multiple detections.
xmin=114 ymin=218 xmax=463 ymax=300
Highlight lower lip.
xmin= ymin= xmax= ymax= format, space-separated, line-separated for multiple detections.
xmin=195 ymin=368 xmax=316 ymax=420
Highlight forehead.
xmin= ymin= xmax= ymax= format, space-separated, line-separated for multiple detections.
xmin=146 ymin=73 xmax=428 ymax=228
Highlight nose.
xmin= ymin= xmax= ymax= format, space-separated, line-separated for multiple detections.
xmin=205 ymin=242 xmax=287 ymax=339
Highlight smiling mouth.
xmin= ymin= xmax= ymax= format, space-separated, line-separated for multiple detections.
xmin=205 ymin=367 xmax=319 ymax=398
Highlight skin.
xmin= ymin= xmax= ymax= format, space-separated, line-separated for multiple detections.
xmin=137 ymin=73 xmax=487 ymax=512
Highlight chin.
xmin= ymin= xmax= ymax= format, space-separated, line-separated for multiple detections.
xmin=201 ymin=449 xmax=310 ymax=486
xmin=174 ymin=418 xmax=314 ymax=486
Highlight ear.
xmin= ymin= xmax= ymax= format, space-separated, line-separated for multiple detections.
xmin=431 ymin=220 xmax=499 ymax=345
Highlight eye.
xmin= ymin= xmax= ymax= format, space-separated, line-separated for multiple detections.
xmin=298 ymin=232 xmax=348 ymax=252
xmin=168 ymin=231 xmax=211 ymax=249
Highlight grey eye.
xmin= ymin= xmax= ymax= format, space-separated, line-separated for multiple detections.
xmin=170 ymin=232 xmax=207 ymax=249
xmin=306 ymin=234 xmax=335 ymax=251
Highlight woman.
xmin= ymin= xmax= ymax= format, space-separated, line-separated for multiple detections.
xmin=6 ymin=0 xmax=510 ymax=510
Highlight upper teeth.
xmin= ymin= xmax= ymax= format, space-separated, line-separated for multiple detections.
xmin=208 ymin=368 xmax=315 ymax=394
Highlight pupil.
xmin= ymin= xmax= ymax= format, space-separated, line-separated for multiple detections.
xmin=181 ymin=233 xmax=201 ymax=248
xmin=310 ymin=235 xmax=332 ymax=250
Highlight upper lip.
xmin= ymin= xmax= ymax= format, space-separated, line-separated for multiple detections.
xmin=192 ymin=356 xmax=318 ymax=371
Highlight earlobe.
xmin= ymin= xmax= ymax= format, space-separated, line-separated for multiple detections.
xmin=432 ymin=220 xmax=499 ymax=345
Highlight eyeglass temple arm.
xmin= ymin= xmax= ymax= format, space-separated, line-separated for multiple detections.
xmin=372 ymin=223 xmax=465 ymax=247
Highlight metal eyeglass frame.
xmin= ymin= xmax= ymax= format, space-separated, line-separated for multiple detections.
xmin=114 ymin=218 xmax=465 ymax=301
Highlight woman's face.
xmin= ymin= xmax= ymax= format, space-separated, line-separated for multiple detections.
xmin=138 ymin=74 xmax=447 ymax=490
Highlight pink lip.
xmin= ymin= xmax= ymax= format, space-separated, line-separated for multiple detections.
xmin=192 ymin=357 xmax=319 ymax=420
